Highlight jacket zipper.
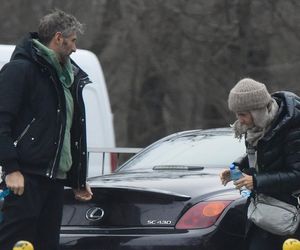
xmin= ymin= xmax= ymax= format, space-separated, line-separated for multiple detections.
xmin=76 ymin=77 xmax=84 ymax=187
xmin=13 ymin=118 xmax=36 ymax=147
xmin=46 ymin=75 xmax=64 ymax=178
xmin=48 ymin=124 xmax=63 ymax=178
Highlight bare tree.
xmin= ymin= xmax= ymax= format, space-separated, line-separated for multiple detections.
xmin=1 ymin=0 xmax=300 ymax=146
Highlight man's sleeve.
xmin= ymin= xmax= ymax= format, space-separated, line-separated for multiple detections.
xmin=0 ymin=60 xmax=29 ymax=174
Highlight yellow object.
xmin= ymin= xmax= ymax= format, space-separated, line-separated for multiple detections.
xmin=12 ymin=240 xmax=34 ymax=250
xmin=283 ymin=238 xmax=300 ymax=250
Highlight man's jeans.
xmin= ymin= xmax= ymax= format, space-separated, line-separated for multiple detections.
xmin=0 ymin=173 xmax=64 ymax=250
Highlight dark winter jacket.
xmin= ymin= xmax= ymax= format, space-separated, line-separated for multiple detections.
xmin=0 ymin=32 xmax=90 ymax=188
xmin=237 ymin=91 xmax=300 ymax=206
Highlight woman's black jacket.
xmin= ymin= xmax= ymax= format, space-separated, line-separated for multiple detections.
xmin=237 ymin=91 xmax=300 ymax=205
xmin=0 ymin=33 xmax=90 ymax=188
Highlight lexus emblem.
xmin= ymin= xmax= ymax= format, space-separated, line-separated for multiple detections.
xmin=86 ymin=207 xmax=105 ymax=221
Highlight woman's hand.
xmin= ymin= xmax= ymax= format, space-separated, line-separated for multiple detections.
xmin=219 ymin=169 xmax=231 ymax=186
xmin=233 ymin=174 xmax=254 ymax=190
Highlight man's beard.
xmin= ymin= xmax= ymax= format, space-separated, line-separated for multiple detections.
xmin=59 ymin=40 xmax=71 ymax=64
xmin=58 ymin=52 xmax=70 ymax=65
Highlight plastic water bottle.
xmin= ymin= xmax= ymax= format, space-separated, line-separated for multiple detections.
xmin=229 ymin=163 xmax=243 ymax=181
xmin=229 ymin=164 xmax=251 ymax=197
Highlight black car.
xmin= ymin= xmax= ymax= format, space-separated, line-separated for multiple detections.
xmin=60 ymin=128 xmax=248 ymax=250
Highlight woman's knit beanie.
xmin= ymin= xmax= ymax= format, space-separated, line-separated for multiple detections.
xmin=228 ymin=78 xmax=272 ymax=112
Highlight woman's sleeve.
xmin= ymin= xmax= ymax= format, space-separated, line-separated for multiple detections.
xmin=254 ymin=128 xmax=300 ymax=194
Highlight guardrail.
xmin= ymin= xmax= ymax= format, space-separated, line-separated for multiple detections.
xmin=87 ymin=147 xmax=143 ymax=175
xmin=87 ymin=147 xmax=142 ymax=154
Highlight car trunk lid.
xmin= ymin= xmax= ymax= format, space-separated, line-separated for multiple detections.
xmin=62 ymin=185 xmax=190 ymax=227
xmin=62 ymin=170 xmax=235 ymax=228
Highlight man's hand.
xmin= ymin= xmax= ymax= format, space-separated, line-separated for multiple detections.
xmin=73 ymin=182 xmax=93 ymax=201
xmin=219 ymin=169 xmax=231 ymax=186
xmin=233 ymin=174 xmax=254 ymax=190
xmin=5 ymin=171 xmax=25 ymax=195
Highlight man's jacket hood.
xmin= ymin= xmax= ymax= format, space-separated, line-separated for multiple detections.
xmin=11 ymin=32 xmax=39 ymax=63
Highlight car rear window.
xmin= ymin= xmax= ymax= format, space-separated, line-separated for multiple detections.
xmin=119 ymin=133 xmax=245 ymax=171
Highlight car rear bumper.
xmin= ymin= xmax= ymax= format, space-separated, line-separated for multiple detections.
xmin=60 ymin=226 xmax=244 ymax=250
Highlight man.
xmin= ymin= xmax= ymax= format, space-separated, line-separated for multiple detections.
xmin=0 ymin=10 xmax=93 ymax=250
xmin=220 ymin=78 xmax=300 ymax=250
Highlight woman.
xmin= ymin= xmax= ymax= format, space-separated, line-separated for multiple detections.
xmin=220 ymin=78 xmax=300 ymax=250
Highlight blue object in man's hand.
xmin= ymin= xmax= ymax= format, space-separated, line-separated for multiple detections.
xmin=0 ymin=188 xmax=10 ymax=223
xmin=0 ymin=188 xmax=10 ymax=200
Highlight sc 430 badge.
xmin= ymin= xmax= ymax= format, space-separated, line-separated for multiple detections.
xmin=147 ymin=220 xmax=172 ymax=225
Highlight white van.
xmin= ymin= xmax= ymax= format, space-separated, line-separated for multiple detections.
xmin=0 ymin=44 xmax=116 ymax=176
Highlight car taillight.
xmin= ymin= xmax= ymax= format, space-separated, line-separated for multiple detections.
xmin=175 ymin=200 xmax=232 ymax=229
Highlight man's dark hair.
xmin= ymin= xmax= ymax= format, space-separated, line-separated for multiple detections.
xmin=38 ymin=9 xmax=84 ymax=45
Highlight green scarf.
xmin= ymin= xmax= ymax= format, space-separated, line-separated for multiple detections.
xmin=33 ymin=39 xmax=74 ymax=179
